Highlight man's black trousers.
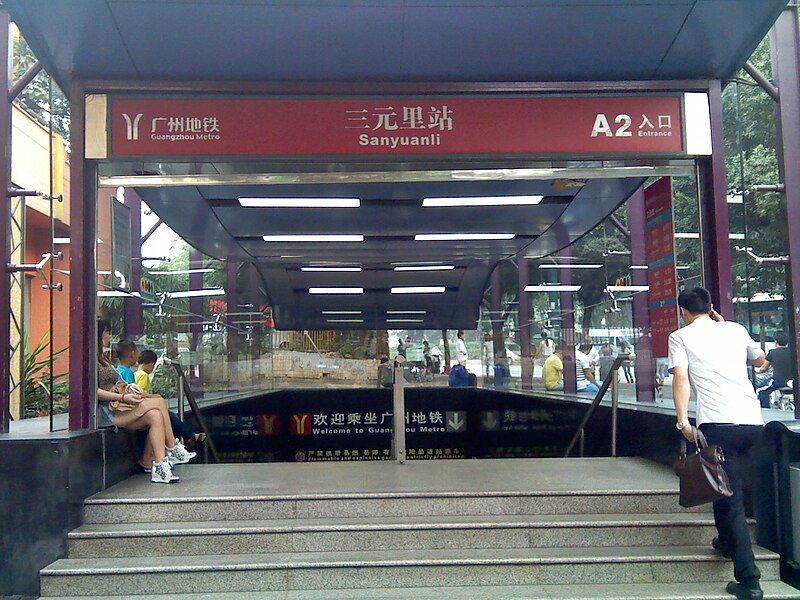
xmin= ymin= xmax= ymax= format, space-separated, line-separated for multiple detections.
xmin=699 ymin=423 xmax=764 ymax=587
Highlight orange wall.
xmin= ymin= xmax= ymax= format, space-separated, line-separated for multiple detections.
xmin=24 ymin=217 xmax=71 ymax=376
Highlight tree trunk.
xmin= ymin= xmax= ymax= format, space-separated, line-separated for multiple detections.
xmin=582 ymin=306 xmax=594 ymax=339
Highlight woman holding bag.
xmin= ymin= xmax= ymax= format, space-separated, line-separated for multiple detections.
xmin=96 ymin=319 xmax=193 ymax=483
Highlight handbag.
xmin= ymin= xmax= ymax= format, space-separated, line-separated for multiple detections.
xmin=107 ymin=381 xmax=139 ymax=412
xmin=673 ymin=427 xmax=733 ymax=508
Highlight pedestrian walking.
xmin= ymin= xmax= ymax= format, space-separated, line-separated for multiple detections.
xmin=668 ymin=287 xmax=766 ymax=600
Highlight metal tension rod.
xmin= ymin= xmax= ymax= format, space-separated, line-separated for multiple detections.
xmin=6 ymin=252 xmax=64 ymax=290
xmin=743 ymin=61 xmax=780 ymax=103
xmin=8 ymin=60 xmax=43 ymax=102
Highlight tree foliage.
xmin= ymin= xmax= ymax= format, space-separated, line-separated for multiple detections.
xmin=12 ymin=32 xmax=70 ymax=142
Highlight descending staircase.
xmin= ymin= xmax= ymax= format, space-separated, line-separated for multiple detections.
xmin=39 ymin=459 xmax=800 ymax=599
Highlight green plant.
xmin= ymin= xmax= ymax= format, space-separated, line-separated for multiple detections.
xmin=23 ymin=332 xmax=68 ymax=418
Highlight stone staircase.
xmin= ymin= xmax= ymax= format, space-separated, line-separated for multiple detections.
xmin=38 ymin=459 xmax=800 ymax=599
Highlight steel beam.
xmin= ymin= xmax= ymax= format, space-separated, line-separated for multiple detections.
xmin=743 ymin=61 xmax=780 ymax=103
xmin=627 ymin=187 xmax=655 ymax=403
xmin=770 ymin=4 xmax=800 ymax=419
xmin=68 ymin=82 xmax=97 ymax=430
xmin=140 ymin=218 xmax=162 ymax=245
xmin=8 ymin=60 xmax=42 ymax=102
xmin=518 ymin=257 xmax=533 ymax=388
xmin=0 ymin=10 xmax=11 ymax=432
xmin=226 ymin=260 xmax=239 ymax=366
xmin=560 ymin=247 xmax=577 ymax=394
xmin=124 ymin=189 xmax=143 ymax=338
xmin=99 ymin=166 xmax=694 ymax=189
xmin=490 ymin=267 xmax=504 ymax=374
xmin=697 ymin=80 xmax=734 ymax=318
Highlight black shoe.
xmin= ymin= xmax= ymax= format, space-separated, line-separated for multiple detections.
xmin=713 ymin=536 xmax=732 ymax=559
xmin=726 ymin=581 xmax=763 ymax=600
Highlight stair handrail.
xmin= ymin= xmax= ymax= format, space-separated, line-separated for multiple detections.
xmin=563 ymin=353 xmax=629 ymax=458
xmin=164 ymin=358 xmax=220 ymax=463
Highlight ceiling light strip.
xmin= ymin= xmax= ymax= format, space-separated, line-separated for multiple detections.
xmin=394 ymin=265 xmax=455 ymax=271
xmin=240 ymin=198 xmax=360 ymax=208
xmin=422 ymin=195 xmax=543 ymax=207
xmin=524 ymin=284 xmax=581 ymax=292
xmin=263 ymin=235 xmax=364 ymax=242
xmin=167 ymin=288 xmax=225 ymax=298
xmin=391 ymin=286 xmax=446 ymax=294
xmin=414 ymin=233 xmax=514 ymax=241
xmin=309 ymin=287 xmax=364 ymax=294
xmin=301 ymin=266 xmax=362 ymax=272
xmin=538 ymin=264 xmax=603 ymax=270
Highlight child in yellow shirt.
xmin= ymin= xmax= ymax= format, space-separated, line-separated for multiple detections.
xmin=134 ymin=349 xmax=157 ymax=393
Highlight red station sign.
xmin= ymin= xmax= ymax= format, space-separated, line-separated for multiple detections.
xmin=110 ymin=95 xmax=685 ymax=157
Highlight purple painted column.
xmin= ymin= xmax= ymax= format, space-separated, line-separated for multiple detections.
xmin=0 ymin=9 xmax=11 ymax=432
xmin=188 ymin=248 xmax=204 ymax=395
xmin=189 ymin=248 xmax=204 ymax=352
xmin=68 ymin=82 xmax=97 ymax=430
xmin=627 ymin=187 xmax=655 ymax=402
xmin=226 ymin=261 xmax=238 ymax=361
xmin=491 ymin=267 xmax=504 ymax=366
xmin=560 ymin=247 xmax=577 ymax=394
xmin=123 ymin=189 xmax=143 ymax=338
xmin=771 ymin=5 xmax=800 ymax=419
xmin=697 ymin=80 xmax=734 ymax=318
xmin=518 ymin=257 xmax=533 ymax=388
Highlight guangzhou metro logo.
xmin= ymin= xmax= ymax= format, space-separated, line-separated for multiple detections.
xmin=120 ymin=112 xmax=221 ymax=142
xmin=121 ymin=113 xmax=143 ymax=140
xmin=290 ymin=413 xmax=312 ymax=435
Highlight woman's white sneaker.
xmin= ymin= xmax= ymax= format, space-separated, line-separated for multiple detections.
xmin=151 ymin=459 xmax=179 ymax=483
xmin=166 ymin=439 xmax=196 ymax=465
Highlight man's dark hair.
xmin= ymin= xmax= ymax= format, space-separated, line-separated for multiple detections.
xmin=380 ymin=356 xmax=389 ymax=364
xmin=774 ymin=331 xmax=789 ymax=347
xmin=578 ymin=342 xmax=593 ymax=353
xmin=677 ymin=287 xmax=712 ymax=315
xmin=457 ymin=330 xmax=464 ymax=337
xmin=138 ymin=349 xmax=157 ymax=366
xmin=115 ymin=339 xmax=137 ymax=360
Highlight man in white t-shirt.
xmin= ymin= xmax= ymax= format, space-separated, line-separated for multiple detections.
xmin=575 ymin=341 xmax=602 ymax=394
xmin=456 ymin=330 xmax=468 ymax=366
xmin=668 ymin=287 xmax=766 ymax=600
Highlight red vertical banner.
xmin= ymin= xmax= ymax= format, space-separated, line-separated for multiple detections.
xmin=645 ymin=178 xmax=679 ymax=358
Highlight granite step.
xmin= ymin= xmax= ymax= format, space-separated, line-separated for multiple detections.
xmin=68 ymin=513 xmax=724 ymax=558
xmin=83 ymin=488 xmax=702 ymax=524
xmin=36 ymin=579 xmax=800 ymax=600
xmin=39 ymin=546 xmax=781 ymax=596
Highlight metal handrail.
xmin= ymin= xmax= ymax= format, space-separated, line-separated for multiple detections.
xmin=564 ymin=354 xmax=630 ymax=458
xmin=168 ymin=361 xmax=220 ymax=463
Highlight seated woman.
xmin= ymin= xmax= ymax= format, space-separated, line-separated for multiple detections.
xmin=96 ymin=319 xmax=194 ymax=483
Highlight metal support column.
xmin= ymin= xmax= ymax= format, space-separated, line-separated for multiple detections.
xmin=491 ymin=267 xmax=504 ymax=367
xmin=392 ymin=363 xmax=406 ymax=463
xmin=560 ymin=247 xmax=577 ymax=394
xmin=68 ymin=83 xmax=97 ymax=430
xmin=770 ymin=4 xmax=800 ymax=419
xmin=189 ymin=247 xmax=204 ymax=395
xmin=189 ymin=248 xmax=204 ymax=350
xmin=0 ymin=9 xmax=11 ymax=432
xmin=124 ymin=189 xmax=143 ymax=338
xmin=518 ymin=257 xmax=533 ymax=388
xmin=226 ymin=260 xmax=239 ymax=380
xmin=627 ymin=187 xmax=655 ymax=402
xmin=697 ymin=80 xmax=734 ymax=318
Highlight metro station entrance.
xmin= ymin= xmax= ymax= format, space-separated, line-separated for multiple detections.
xmin=63 ymin=85 xmax=718 ymax=429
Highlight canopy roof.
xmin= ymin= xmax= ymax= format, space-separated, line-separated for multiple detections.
xmin=6 ymin=1 xmax=787 ymax=87
xmin=7 ymin=0 xmax=787 ymax=330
